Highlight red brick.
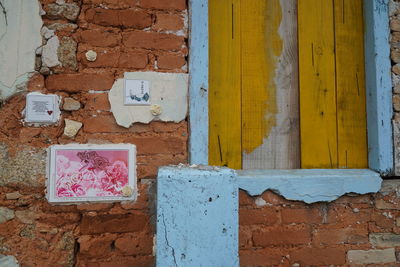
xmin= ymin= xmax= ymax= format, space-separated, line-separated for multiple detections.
xmin=157 ymin=53 xmax=185 ymax=70
xmin=313 ymin=227 xmax=368 ymax=245
xmin=239 ymin=208 xmax=278 ymax=226
xmin=78 ymin=234 xmax=116 ymax=258
xmin=371 ymin=212 xmax=394 ymax=228
xmin=281 ymin=207 xmax=322 ymax=224
xmin=239 ymin=229 xmax=252 ymax=249
xmin=122 ymin=31 xmax=185 ymax=51
xmin=119 ymin=9 xmax=152 ymax=28
xmin=136 ymin=154 xmax=187 ymax=178
xmin=77 ymin=203 xmax=114 ymax=212
xmin=81 ymin=49 xmax=120 ymax=68
xmin=83 ymin=0 xmax=133 ymax=8
xmin=46 ymin=73 xmax=115 ymax=92
xmin=83 ymin=115 xmax=150 ymax=133
xmin=80 ymin=213 xmax=148 ymax=234
xmin=149 ymin=121 xmax=187 ymax=133
xmin=27 ymin=74 xmax=45 ymax=91
xmin=124 ymin=136 xmax=186 ymax=155
xmin=139 ymin=0 xmax=186 ymax=10
xmin=19 ymin=128 xmax=42 ymax=143
xmin=86 ymin=256 xmax=154 ymax=267
xmin=290 ymin=248 xmax=346 ymax=266
xmin=253 ymin=226 xmax=312 ymax=246
xmin=327 ymin=205 xmax=371 ymax=225
xmin=37 ymin=213 xmax=81 ymax=227
xmin=85 ymin=93 xmax=111 ymax=111
xmin=114 ymin=233 xmax=153 ymax=255
xmin=239 ymin=249 xmax=283 ymax=266
xmin=239 ymin=190 xmax=254 ymax=206
xmin=118 ymin=52 xmax=148 ymax=68
xmin=86 ymin=8 xmax=151 ymax=29
xmin=154 ymin=13 xmax=184 ymax=31
xmin=80 ymin=30 xmax=120 ymax=47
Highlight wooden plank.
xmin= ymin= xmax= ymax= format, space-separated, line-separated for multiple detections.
xmin=298 ymin=0 xmax=338 ymax=168
xmin=334 ymin=0 xmax=368 ymax=168
xmin=189 ymin=0 xmax=209 ymax=165
xmin=364 ymin=0 xmax=393 ymax=175
xmin=242 ymin=0 xmax=300 ymax=169
xmin=209 ymin=0 xmax=242 ymax=169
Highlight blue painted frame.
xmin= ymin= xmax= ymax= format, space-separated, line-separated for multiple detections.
xmin=364 ymin=0 xmax=393 ymax=175
xmin=188 ymin=0 xmax=394 ymax=175
xmin=188 ymin=0 xmax=208 ymax=165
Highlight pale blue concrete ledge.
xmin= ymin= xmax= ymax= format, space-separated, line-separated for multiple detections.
xmin=237 ymin=169 xmax=382 ymax=204
xmin=157 ymin=166 xmax=239 ymax=267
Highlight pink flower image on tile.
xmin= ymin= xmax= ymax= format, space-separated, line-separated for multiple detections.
xmin=55 ymin=149 xmax=129 ymax=198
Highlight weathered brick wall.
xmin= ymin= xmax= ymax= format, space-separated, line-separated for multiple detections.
xmin=239 ymin=180 xmax=400 ymax=266
xmin=0 ymin=0 xmax=187 ymax=266
xmin=2 ymin=0 xmax=400 ymax=266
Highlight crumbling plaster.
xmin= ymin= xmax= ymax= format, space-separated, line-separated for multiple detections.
xmin=109 ymin=72 xmax=188 ymax=128
xmin=0 ymin=0 xmax=42 ymax=101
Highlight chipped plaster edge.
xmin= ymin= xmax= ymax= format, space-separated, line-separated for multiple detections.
xmin=237 ymin=169 xmax=382 ymax=203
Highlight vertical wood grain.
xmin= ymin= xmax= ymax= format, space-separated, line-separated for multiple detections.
xmin=334 ymin=0 xmax=368 ymax=168
xmin=298 ymin=0 xmax=338 ymax=168
xmin=209 ymin=0 xmax=242 ymax=169
xmin=242 ymin=0 xmax=300 ymax=169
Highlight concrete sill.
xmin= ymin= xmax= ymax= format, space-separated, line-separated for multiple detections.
xmin=237 ymin=169 xmax=382 ymax=203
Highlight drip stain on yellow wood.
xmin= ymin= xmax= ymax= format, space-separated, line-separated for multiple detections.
xmin=242 ymin=0 xmax=282 ymax=154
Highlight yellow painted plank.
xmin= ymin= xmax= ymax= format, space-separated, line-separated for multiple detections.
xmin=298 ymin=0 xmax=338 ymax=168
xmin=242 ymin=0 xmax=300 ymax=169
xmin=334 ymin=0 xmax=368 ymax=168
xmin=209 ymin=0 xmax=242 ymax=169
xmin=241 ymin=0 xmax=278 ymax=154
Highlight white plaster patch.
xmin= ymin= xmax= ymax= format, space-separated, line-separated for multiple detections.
xmin=0 ymin=0 xmax=43 ymax=101
xmin=42 ymin=36 xmax=61 ymax=68
xmin=109 ymin=72 xmax=188 ymax=128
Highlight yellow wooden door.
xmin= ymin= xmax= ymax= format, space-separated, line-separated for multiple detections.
xmin=209 ymin=0 xmax=367 ymax=169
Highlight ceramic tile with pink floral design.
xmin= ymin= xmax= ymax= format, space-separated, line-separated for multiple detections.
xmin=47 ymin=144 xmax=136 ymax=203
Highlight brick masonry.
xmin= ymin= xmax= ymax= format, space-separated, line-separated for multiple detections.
xmin=0 ymin=0 xmax=187 ymax=266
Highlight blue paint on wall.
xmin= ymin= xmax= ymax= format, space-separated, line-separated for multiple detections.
xmin=364 ymin=0 xmax=394 ymax=175
xmin=238 ymin=169 xmax=382 ymax=203
xmin=189 ymin=0 xmax=209 ymax=165
xmin=156 ymin=166 xmax=238 ymax=267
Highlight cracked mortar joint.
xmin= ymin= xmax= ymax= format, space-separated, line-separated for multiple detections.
xmin=150 ymin=104 xmax=162 ymax=116
xmin=85 ymin=50 xmax=97 ymax=62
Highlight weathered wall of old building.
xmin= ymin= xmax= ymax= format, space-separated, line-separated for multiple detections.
xmin=1 ymin=0 xmax=400 ymax=266
xmin=0 ymin=0 xmax=187 ymax=266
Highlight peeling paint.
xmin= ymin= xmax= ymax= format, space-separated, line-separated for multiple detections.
xmin=243 ymin=0 xmax=299 ymax=169
xmin=238 ymin=169 xmax=382 ymax=203
xmin=0 ymin=0 xmax=42 ymax=101
xmin=245 ymin=0 xmax=280 ymax=154
xmin=109 ymin=72 xmax=188 ymax=128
